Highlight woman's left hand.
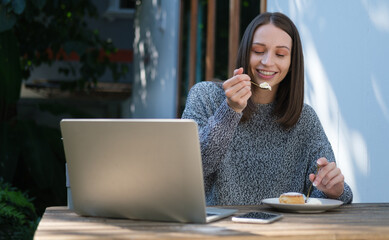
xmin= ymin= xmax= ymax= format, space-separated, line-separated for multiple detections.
xmin=309 ymin=157 xmax=345 ymax=199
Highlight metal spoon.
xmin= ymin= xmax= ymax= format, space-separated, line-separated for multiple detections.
xmin=306 ymin=165 xmax=321 ymax=203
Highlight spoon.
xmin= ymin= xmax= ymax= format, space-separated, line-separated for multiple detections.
xmin=251 ymin=81 xmax=272 ymax=91
xmin=306 ymin=165 xmax=321 ymax=203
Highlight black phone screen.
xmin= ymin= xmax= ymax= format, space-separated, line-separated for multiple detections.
xmin=237 ymin=212 xmax=279 ymax=219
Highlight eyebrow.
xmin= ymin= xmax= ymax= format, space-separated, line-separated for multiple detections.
xmin=252 ymin=42 xmax=291 ymax=51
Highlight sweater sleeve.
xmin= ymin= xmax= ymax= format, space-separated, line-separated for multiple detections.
xmin=181 ymin=82 xmax=242 ymax=183
xmin=302 ymin=105 xmax=353 ymax=204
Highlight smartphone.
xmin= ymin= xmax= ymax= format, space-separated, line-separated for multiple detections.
xmin=232 ymin=211 xmax=283 ymax=224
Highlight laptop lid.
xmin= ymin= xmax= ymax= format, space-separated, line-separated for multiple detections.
xmin=60 ymin=119 xmax=235 ymax=223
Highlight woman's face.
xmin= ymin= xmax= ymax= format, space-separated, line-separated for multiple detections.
xmin=249 ymin=23 xmax=292 ymax=92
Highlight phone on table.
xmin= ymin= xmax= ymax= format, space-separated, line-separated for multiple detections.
xmin=232 ymin=211 xmax=283 ymax=224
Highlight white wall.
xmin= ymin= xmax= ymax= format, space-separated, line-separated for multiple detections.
xmin=131 ymin=0 xmax=180 ymax=118
xmin=268 ymin=0 xmax=389 ymax=202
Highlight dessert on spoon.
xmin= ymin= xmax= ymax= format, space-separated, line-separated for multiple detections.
xmin=251 ymin=81 xmax=272 ymax=91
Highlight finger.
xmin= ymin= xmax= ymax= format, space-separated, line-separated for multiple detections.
xmin=226 ymin=73 xmax=251 ymax=85
xmin=223 ymin=75 xmax=251 ymax=93
xmin=314 ymin=162 xmax=336 ymax=187
xmin=324 ymin=174 xmax=344 ymax=190
xmin=233 ymin=67 xmax=244 ymax=76
xmin=309 ymin=173 xmax=315 ymax=182
xmin=316 ymin=157 xmax=329 ymax=167
xmin=240 ymin=87 xmax=252 ymax=101
xmin=312 ymin=157 xmax=330 ymax=185
xmin=226 ymin=86 xmax=252 ymax=112
xmin=321 ymin=167 xmax=341 ymax=186
xmin=227 ymin=85 xmax=252 ymax=103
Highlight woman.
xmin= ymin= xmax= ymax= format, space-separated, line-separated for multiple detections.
xmin=182 ymin=12 xmax=353 ymax=205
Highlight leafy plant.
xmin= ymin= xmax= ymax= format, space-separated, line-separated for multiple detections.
xmin=1 ymin=0 xmax=129 ymax=90
xmin=0 ymin=178 xmax=39 ymax=239
xmin=0 ymin=0 xmax=129 ymax=220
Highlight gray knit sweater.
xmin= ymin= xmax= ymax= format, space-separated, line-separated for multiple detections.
xmin=182 ymin=81 xmax=353 ymax=205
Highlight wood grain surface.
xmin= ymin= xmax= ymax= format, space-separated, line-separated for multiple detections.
xmin=34 ymin=203 xmax=389 ymax=240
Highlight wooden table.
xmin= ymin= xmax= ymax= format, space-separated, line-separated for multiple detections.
xmin=34 ymin=203 xmax=389 ymax=240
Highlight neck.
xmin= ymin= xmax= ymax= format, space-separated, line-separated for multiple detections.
xmin=252 ymin=85 xmax=278 ymax=104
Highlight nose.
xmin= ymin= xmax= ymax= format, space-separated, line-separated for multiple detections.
xmin=261 ymin=52 xmax=274 ymax=66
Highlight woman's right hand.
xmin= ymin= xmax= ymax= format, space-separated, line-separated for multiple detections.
xmin=222 ymin=67 xmax=252 ymax=113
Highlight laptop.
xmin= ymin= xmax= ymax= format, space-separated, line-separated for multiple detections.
xmin=60 ymin=119 xmax=237 ymax=223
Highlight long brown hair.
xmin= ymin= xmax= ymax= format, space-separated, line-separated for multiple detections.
xmin=236 ymin=12 xmax=304 ymax=129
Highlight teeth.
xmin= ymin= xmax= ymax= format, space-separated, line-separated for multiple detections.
xmin=259 ymin=70 xmax=275 ymax=76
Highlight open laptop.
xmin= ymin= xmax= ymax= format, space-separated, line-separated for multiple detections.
xmin=60 ymin=119 xmax=237 ymax=223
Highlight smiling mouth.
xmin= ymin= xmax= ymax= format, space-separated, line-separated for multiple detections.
xmin=257 ymin=69 xmax=277 ymax=76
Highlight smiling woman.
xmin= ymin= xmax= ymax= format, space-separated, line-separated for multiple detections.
xmin=182 ymin=12 xmax=353 ymax=206
xmin=235 ymin=13 xmax=304 ymax=126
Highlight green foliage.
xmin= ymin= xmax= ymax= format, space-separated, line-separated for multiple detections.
xmin=1 ymin=0 xmax=129 ymax=91
xmin=0 ymin=0 xmax=126 ymax=229
xmin=0 ymin=179 xmax=39 ymax=239
xmin=0 ymin=119 xmax=68 ymax=217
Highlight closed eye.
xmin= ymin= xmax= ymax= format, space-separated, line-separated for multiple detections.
xmin=253 ymin=50 xmax=264 ymax=54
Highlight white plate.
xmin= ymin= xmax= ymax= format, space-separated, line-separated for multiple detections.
xmin=261 ymin=198 xmax=343 ymax=213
